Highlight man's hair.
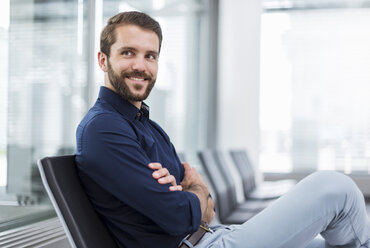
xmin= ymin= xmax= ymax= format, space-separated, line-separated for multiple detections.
xmin=100 ymin=11 xmax=162 ymax=57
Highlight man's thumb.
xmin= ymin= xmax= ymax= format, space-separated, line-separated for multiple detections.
xmin=181 ymin=162 xmax=190 ymax=170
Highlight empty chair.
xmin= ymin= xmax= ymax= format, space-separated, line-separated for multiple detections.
xmin=230 ymin=149 xmax=296 ymax=200
xmin=38 ymin=155 xmax=118 ymax=248
xmin=198 ymin=150 xmax=256 ymax=224
xmin=212 ymin=151 xmax=273 ymax=211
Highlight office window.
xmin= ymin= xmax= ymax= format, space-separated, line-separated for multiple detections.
xmin=260 ymin=0 xmax=370 ymax=173
xmin=0 ymin=1 xmax=9 ymax=189
xmin=0 ymin=0 xmax=214 ymax=230
xmin=0 ymin=0 xmax=89 ymax=229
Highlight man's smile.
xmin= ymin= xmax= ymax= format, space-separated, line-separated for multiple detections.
xmin=128 ymin=76 xmax=145 ymax=81
xmin=126 ymin=76 xmax=148 ymax=82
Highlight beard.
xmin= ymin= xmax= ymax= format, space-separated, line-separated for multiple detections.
xmin=107 ymin=60 xmax=156 ymax=102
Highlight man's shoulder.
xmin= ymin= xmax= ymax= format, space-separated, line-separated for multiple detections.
xmin=76 ymin=103 xmax=139 ymax=154
xmin=77 ymin=102 xmax=134 ymax=137
xmin=80 ymin=105 xmax=123 ymax=127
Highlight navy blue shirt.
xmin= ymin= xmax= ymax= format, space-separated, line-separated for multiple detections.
xmin=75 ymin=86 xmax=201 ymax=248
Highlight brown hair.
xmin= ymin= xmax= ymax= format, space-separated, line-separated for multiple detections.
xmin=100 ymin=11 xmax=163 ymax=57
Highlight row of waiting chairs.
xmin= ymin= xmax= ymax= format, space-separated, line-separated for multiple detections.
xmin=37 ymin=150 xmax=296 ymax=248
xmin=183 ymin=150 xmax=296 ymax=224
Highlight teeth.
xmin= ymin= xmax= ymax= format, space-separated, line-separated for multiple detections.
xmin=130 ymin=77 xmax=145 ymax=81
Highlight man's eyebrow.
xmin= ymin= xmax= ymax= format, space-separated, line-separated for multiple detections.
xmin=147 ymin=50 xmax=159 ymax=56
xmin=117 ymin=46 xmax=159 ymax=55
xmin=117 ymin=46 xmax=137 ymax=52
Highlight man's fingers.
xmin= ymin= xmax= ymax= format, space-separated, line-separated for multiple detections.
xmin=157 ymin=174 xmax=182 ymax=191
xmin=148 ymin=162 xmax=162 ymax=170
xmin=152 ymin=168 xmax=169 ymax=179
xmin=149 ymin=162 xmax=182 ymax=191
xmin=158 ymin=175 xmax=176 ymax=185
xmin=169 ymin=185 xmax=183 ymax=191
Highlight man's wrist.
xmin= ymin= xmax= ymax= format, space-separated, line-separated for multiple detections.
xmin=187 ymin=183 xmax=209 ymax=197
xmin=184 ymin=183 xmax=210 ymax=219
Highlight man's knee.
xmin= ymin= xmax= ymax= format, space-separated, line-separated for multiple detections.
xmin=308 ymin=171 xmax=361 ymax=202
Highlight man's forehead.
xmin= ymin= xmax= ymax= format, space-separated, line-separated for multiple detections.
xmin=112 ymin=24 xmax=159 ymax=52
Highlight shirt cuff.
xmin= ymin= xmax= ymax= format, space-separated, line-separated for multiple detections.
xmin=183 ymin=191 xmax=202 ymax=232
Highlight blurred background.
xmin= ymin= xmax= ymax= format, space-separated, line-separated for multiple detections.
xmin=1 ymin=0 xmax=370 ymax=241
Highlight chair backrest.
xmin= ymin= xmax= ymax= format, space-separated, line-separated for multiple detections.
xmin=229 ymin=149 xmax=256 ymax=195
xmin=213 ymin=151 xmax=239 ymax=207
xmin=197 ymin=150 xmax=235 ymax=221
xmin=38 ymin=155 xmax=118 ymax=248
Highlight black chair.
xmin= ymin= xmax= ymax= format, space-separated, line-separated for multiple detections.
xmin=38 ymin=155 xmax=118 ymax=248
xmin=229 ymin=149 xmax=296 ymax=200
xmin=198 ymin=151 xmax=256 ymax=224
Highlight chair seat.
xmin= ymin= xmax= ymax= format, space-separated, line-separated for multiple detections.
xmin=221 ymin=209 xmax=257 ymax=225
xmin=236 ymin=199 xmax=273 ymax=211
xmin=247 ymin=180 xmax=296 ymax=200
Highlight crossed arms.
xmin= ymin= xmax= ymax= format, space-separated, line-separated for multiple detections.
xmin=149 ymin=162 xmax=215 ymax=224
xmin=78 ymin=113 xmax=215 ymax=235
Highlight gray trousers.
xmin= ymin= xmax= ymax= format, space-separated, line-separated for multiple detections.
xmin=196 ymin=171 xmax=370 ymax=248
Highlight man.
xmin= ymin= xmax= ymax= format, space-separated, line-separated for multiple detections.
xmin=76 ymin=11 xmax=370 ymax=248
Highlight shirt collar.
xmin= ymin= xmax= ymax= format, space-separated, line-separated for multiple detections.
xmin=98 ymin=86 xmax=150 ymax=121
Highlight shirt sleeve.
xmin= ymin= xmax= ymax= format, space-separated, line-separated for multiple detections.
xmin=76 ymin=113 xmax=201 ymax=236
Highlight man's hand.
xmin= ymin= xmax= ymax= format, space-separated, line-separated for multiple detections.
xmin=149 ymin=163 xmax=183 ymax=191
xmin=181 ymin=162 xmax=215 ymax=223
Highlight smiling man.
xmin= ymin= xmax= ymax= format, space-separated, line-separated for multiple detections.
xmin=75 ymin=11 xmax=370 ymax=248
xmin=75 ymin=11 xmax=214 ymax=248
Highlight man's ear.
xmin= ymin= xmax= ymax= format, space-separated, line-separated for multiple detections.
xmin=98 ymin=51 xmax=108 ymax=72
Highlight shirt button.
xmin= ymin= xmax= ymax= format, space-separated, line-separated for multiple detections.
xmin=137 ymin=112 xmax=141 ymax=117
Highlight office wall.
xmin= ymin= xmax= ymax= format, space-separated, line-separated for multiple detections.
xmin=217 ymin=0 xmax=261 ymax=168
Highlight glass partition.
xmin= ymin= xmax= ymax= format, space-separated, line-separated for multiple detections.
xmin=0 ymin=0 xmax=89 ymax=230
xmin=0 ymin=0 xmax=213 ymax=230
xmin=260 ymin=0 xmax=370 ymax=173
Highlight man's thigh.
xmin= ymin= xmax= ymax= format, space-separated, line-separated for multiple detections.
xmin=200 ymin=225 xmax=325 ymax=248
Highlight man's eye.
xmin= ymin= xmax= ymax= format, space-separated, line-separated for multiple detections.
xmin=147 ymin=54 xmax=157 ymax=60
xmin=122 ymin=51 xmax=133 ymax=56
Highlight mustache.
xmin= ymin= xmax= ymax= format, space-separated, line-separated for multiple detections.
xmin=121 ymin=71 xmax=152 ymax=81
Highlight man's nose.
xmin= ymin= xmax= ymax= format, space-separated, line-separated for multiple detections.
xmin=131 ymin=56 xmax=146 ymax=72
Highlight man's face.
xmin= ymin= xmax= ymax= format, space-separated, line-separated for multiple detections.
xmin=106 ymin=25 xmax=159 ymax=103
